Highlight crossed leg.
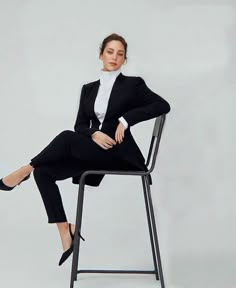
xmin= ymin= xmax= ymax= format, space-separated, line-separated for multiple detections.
xmin=0 ymin=130 xmax=99 ymax=259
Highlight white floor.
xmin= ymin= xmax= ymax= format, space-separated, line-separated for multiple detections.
xmin=0 ymin=265 xmax=169 ymax=288
xmin=1 ymin=203 xmax=235 ymax=288
xmin=2 ymin=255 xmax=236 ymax=288
xmin=1 ymin=240 xmax=236 ymax=288
xmin=62 ymin=274 xmax=163 ymax=288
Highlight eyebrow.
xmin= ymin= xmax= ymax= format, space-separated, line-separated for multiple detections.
xmin=107 ymin=48 xmax=124 ymax=52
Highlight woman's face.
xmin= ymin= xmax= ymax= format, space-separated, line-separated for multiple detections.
xmin=100 ymin=40 xmax=125 ymax=71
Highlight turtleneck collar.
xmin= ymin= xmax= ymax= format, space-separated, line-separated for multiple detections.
xmin=99 ymin=68 xmax=121 ymax=85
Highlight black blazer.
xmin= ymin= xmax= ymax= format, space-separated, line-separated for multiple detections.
xmin=72 ymin=73 xmax=170 ymax=186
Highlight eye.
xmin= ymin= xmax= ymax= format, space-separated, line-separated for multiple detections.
xmin=107 ymin=51 xmax=113 ymax=54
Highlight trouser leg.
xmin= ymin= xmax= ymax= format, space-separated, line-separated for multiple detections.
xmin=33 ymin=159 xmax=87 ymax=223
xmin=30 ymin=129 xmax=116 ymax=170
xmin=30 ymin=130 xmax=76 ymax=167
xmin=31 ymin=130 xmax=103 ymax=223
xmin=33 ymin=166 xmax=67 ymax=223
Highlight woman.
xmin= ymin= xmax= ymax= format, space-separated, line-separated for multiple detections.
xmin=0 ymin=33 xmax=170 ymax=265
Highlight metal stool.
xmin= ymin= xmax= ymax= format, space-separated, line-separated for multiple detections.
xmin=70 ymin=114 xmax=167 ymax=288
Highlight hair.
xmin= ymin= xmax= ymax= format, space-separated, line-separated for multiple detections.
xmin=99 ymin=33 xmax=128 ymax=60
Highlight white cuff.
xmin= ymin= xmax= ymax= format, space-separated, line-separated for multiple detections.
xmin=119 ymin=117 xmax=128 ymax=129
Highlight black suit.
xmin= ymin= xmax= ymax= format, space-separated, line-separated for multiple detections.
xmin=72 ymin=73 xmax=170 ymax=184
xmin=31 ymin=73 xmax=170 ymax=223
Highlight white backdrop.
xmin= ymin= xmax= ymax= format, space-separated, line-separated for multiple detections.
xmin=0 ymin=1 xmax=234 ymax=288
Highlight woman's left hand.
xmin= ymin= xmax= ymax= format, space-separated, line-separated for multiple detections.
xmin=115 ymin=122 xmax=125 ymax=144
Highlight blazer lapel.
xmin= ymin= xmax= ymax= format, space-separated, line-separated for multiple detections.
xmin=104 ymin=73 xmax=124 ymax=120
xmin=89 ymin=80 xmax=100 ymax=118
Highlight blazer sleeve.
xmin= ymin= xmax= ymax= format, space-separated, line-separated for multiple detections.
xmin=74 ymin=85 xmax=99 ymax=137
xmin=122 ymin=77 xmax=171 ymax=127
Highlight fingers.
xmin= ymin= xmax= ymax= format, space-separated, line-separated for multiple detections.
xmin=93 ymin=133 xmax=116 ymax=150
xmin=104 ymin=135 xmax=116 ymax=145
xmin=104 ymin=134 xmax=116 ymax=145
xmin=100 ymin=142 xmax=113 ymax=150
xmin=94 ymin=140 xmax=111 ymax=150
xmin=92 ymin=123 xmax=126 ymax=146
xmin=101 ymin=135 xmax=116 ymax=150
xmin=93 ymin=139 xmax=112 ymax=150
xmin=115 ymin=124 xmax=125 ymax=144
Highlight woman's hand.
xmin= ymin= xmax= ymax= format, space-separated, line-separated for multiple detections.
xmin=115 ymin=122 xmax=125 ymax=144
xmin=92 ymin=131 xmax=116 ymax=150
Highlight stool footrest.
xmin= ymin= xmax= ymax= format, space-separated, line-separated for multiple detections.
xmin=77 ymin=269 xmax=157 ymax=275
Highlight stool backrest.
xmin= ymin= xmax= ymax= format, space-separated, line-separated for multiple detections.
xmin=146 ymin=114 xmax=166 ymax=173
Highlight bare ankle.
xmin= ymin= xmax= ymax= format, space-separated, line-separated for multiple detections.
xmin=57 ymin=222 xmax=69 ymax=235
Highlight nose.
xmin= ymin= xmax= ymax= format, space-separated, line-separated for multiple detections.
xmin=112 ymin=53 xmax=118 ymax=60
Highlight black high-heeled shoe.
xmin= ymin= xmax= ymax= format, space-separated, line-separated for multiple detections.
xmin=0 ymin=174 xmax=31 ymax=191
xmin=58 ymin=223 xmax=85 ymax=266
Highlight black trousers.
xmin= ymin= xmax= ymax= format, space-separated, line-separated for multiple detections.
xmin=30 ymin=130 xmax=129 ymax=223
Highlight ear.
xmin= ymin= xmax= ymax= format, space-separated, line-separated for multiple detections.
xmin=99 ymin=53 xmax=103 ymax=60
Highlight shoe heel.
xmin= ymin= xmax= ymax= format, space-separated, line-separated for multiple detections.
xmin=78 ymin=232 xmax=85 ymax=241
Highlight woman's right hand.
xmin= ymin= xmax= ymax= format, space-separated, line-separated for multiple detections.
xmin=91 ymin=131 xmax=116 ymax=150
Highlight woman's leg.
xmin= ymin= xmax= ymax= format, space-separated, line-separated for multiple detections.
xmin=30 ymin=130 xmax=77 ymax=167
xmin=2 ymin=130 xmax=98 ymax=249
xmin=57 ymin=222 xmax=75 ymax=251
xmin=2 ymin=164 xmax=33 ymax=187
xmin=33 ymin=166 xmax=67 ymax=223
xmin=1 ymin=130 xmax=76 ymax=188
xmin=33 ymin=159 xmax=86 ymax=252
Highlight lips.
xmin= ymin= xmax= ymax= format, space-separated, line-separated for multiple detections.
xmin=109 ymin=62 xmax=117 ymax=65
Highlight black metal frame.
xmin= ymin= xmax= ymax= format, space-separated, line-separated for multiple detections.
xmin=70 ymin=114 xmax=166 ymax=288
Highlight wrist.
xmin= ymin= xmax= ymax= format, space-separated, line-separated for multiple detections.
xmin=119 ymin=117 xmax=128 ymax=129
xmin=91 ymin=131 xmax=99 ymax=137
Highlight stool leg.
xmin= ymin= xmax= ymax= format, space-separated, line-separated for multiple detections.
xmin=70 ymin=179 xmax=86 ymax=288
xmin=144 ymin=176 xmax=165 ymax=288
xmin=142 ymin=176 xmax=159 ymax=280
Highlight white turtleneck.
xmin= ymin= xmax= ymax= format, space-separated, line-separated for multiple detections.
xmin=94 ymin=69 xmax=128 ymax=130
